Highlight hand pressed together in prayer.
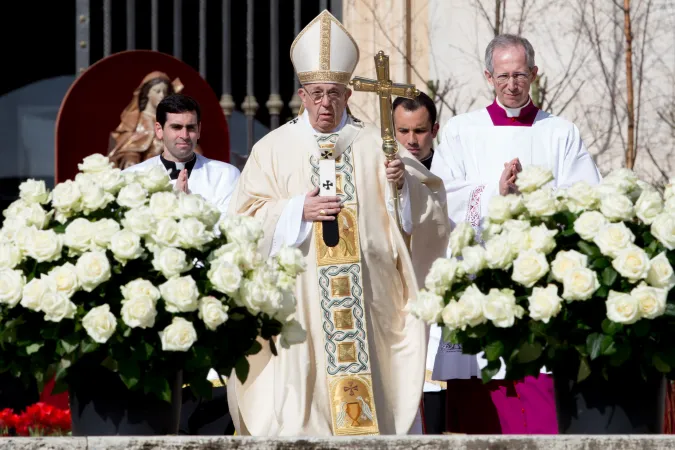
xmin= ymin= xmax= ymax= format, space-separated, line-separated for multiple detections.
xmin=303 ymin=187 xmax=343 ymax=222
xmin=175 ymin=168 xmax=189 ymax=193
xmin=385 ymin=157 xmax=406 ymax=189
xmin=499 ymin=158 xmax=522 ymax=195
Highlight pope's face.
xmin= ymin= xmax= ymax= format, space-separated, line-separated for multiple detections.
xmin=298 ymin=83 xmax=352 ymax=133
xmin=485 ymin=45 xmax=538 ymax=109
xmin=155 ymin=111 xmax=201 ymax=162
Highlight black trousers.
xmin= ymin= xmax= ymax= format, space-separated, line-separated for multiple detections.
xmin=179 ymin=386 xmax=235 ymax=435
xmin=423 ymin=390 xmax=447 ymax=434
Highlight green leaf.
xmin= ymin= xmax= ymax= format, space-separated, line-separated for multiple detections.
xmin=80 ymin=341 xmax=99 ymax=355
xmin=517 ymin=342 xmax=542 ymax=364
xmin=54 ymin=359 xmax=71 ymax=382
xmin=481 ymin=360 xmax=502 ymax=383
xmin=561 ymin=228 xmax=576 ymax=237
xmin=245 ymin=340 xmax=263 ymax=356
xmin=188 ymin=376 xmax=214 ymax=400
xmin=595 ymin=286 xmax=609 ymax=298
xmin=578 ymin=241 xmax=601 ymax=258
xmin=485 ymin=341 xmax=505 ymax=361
xmin=601 ymin=267 xmax=618 ymax=287
xmin=577 ymin=357 xmax=591 ymax=382
xmin=609 ymin=343 xmax=631 ymax=367
xmin=118 ymin=359 xmax=141 ymax=390
xmin=466 ymin=324 xmax=489 ymax=339
xmin=587 ymin=333 xmax=613 ymax=360
xmin=601 ymin=319 xmax=623 ymax=336
xmin=665 ymin=303 xmax=675 ymax=318
xmin=591 ymin=258 xmax=611 ymax=270
xmin=26 ymin=343 xmax=43 ymax=355
xmin=235 ymin=356 xmax=250 ymax=384
xmin=441 ymin=326 xmax=455 ymax=344
xmin=633 ymin=320 xmax=651 ymax=337
xmin=60 ymin=340 xmax=78 ymax=354
xmin=653 ymin=354 xmax=671 ymax=373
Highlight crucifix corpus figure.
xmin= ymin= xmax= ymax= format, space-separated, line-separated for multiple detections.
xmin=226 ymin=10 xmax=450 ymax=436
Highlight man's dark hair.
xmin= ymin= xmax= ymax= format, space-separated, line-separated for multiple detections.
xmin=392 ymin=91 xmax=437 ymax=126
xmin=156 ymin=94 xmax=201 ymax=127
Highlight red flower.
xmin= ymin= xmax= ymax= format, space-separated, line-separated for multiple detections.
xmin=2 ymin=402 xmax=71 ymax=436
xmin=0 ymin=408 xmax=19 ymax=436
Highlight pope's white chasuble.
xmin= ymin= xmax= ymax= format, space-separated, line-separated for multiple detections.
xmin=226 ymin=115 xmax=450 ymax=436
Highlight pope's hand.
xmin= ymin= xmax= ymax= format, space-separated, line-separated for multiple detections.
xmin=499 ymin=158 xmax=521 ymax=196
xmin=176 ymin=169 xmax=189 ymax=193
xmin=303 ymin=187 xmax=342 ymax=222
xmin=385 ymin=157 xmax=405 ymax=189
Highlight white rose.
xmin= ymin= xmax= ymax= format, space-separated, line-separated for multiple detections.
xmin=198 ymin=296 xmax=229 ymax=331
xmin=449 ymin=222 xmax=475 ymax=256
xmin=122 ymin=206 xmax=157 ymax=236
xmin=178 ymin=218 xmax=213 ymax=250
xmin=600 ymin=194 xmax=634 ymax=222
xmin=460 ymin=245 xmax=487 ymax=275
xmin=276 ymin=246 xmax=307 ymax=276
xmin=458 ymin=284 xmax=487 ymax=328
xmin=564 ymin=181 xmax=600 ymax=213
xmin=611 ymin=245 xmax=650 ymax=283
xmin=488 ymin=196 xmax=513 ymax=223
xmin=75 ymin=251 xmax=112 ymax=292
xmin=20 ymin=277 xmax=51 ymax=311
xmin=220 ymin=215 xmax=264 ymax=246
xmin=528 ymin=224 xmax=558 ymax=254
xmin=19 ymin=179 xmax=50 ymax=204
xmin=117 ymin=182 xmax=149 ymax=209
xmin=160 ymin=317 xmax=198 ymax=351
xmin=441 ymin=301 xmax=466 ymax=331
xmin=121 ymin=297 xmax=157 ymax=329
xmin=528 ymin=284 xmax=563 ymax=323
xmin=40 ymin=290 xmax=77 ymax=322
xmin=121 ymin=278 xmax=161 ymax=303
xmin=51 ymin=180 xmax=82 ymax=214
xmin=524 ymin=188 xmax=559 ymax=217
xmin=651 ymin=213 xmax=675 ymax=250
xmin=0 ymin=241 xmax=21 ymax=270
xmin=46 ymin=263 xmax=79 ymax=298
xmin=237 ymin=276 xmax=269 ymax=314
xmin=635 ymin=190 xmax=663 ymax=225
xmin=605 ymin=290 xmax=640 ymax=324
xmin=665 ymin=178 xmax=675 ymax=201
xmin=153 ymin=247 xmax=191 ymax=279
xmin=26 ymin=229 xmax=63 ymax=263
xmin=14 ymin=227 xmax=36 ymax=255
xmin=149 ymin=192 xmax=179 ymax=220
xmin=92 ymin=219 xmax=121 ymax=250
xmin=78 ymin=153 xmax=114 ymax=173
xmin=481 ymin=221 xmax=503 ymax=242
xmin=110 ymin=229 xmax=144 ymax=264
xmin=551 ymin=250 xmax=588 ymax=282
xmin=515 ymin=166 xmax=554 ymax=193
xmin=201 ymin=203 xmax=222 ymax=229
xmin=280 ymin=319 xmax=307 ymax=349
xmin=177 ymin=193 xmax=208 ymax=219
xmin=208 ymin=260 xmax=243 ymax=295
xmin=11 ymin=202 xmax=51 ymax=230
xmin=507 ymin=194 xmax=525 ymax=216
xmin=424 ymin=258 xmax=458 ymax=295
xmin=602 ymin=168 xmax=639 ymax=195
xmin=152 ymin=218 xmax=181 ymax=248
xmin=562 ymin=267 xmax=600 ymax=301
xmin=502 ymin=219 xmax=531 ymax=233
xmin=482 ymin=288 xmax=525 ymax=328
xmin=574 ymin=211 xmax=608 ymax=241
xmin=139 ymin=166 xmax=172 ymax=193
xmin=407 ymin=290 xmax=444 ymax=324
xmin=631 ymin=283 xmax=667 ymax=320
xmin=159 ymin=275 xmax=200 ymax=313
xmin=665 ymin=197 xmax=675 ymax=214
xmin=277 ymin=271 xmax=296 ymax=292
xmin=646 ymin=252 xmax=675 ymax=290
xmin=97 ymin=168 xmax=125 ymax=194
xmin=0 ymin=269 xmax=25 ymax=308
xmin=485 ymin=235 xmax=515 ymax=270
xmin=511 ymin=250 xmax=550 ymax=288
xmin=82 ymin=304 xmax=117 ymax=343
xmin=64 ymin=218 xmax=95 ymax=254
xmin=594 ymin=222 xmax=636 ymax=258
xmin=3 ymin=199 xmax=26 ymax=220
xmin=80 ymin=183 xmax=115 ymax=215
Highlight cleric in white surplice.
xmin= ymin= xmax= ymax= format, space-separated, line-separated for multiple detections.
xmin=430 ymin=34 xmax=601 ymax=434
xmin=123 ymin=93 xmax=240 ymax=213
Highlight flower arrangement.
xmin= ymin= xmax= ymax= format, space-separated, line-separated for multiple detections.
xmin=409 ymin=166 xmax=675 ymax=384
xmin=0 ymin=403 xmax=71 ymax=436
xmin=0 ymin=154 xmax=307 ymax=402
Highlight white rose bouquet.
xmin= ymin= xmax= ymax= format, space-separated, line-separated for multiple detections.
xmin=0 ymin=154 xmax=306 ymax=403
xmin=409 ymin=165 xmax=675 ymax=385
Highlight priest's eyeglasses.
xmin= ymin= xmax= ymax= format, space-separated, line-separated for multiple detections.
xmin=493 ymin=72 xmax=530 ymax=85
xmin=303 ymin=87 xmax=346 ymax=103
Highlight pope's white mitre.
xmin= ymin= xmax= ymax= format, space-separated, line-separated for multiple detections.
xmin=290 ymin=10 xmax=360 ymax=86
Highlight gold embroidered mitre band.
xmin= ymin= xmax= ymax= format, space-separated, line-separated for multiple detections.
xmin=291 ymin=10 xmax=360 ymax=86
xmin=311 ymin=133 xmax=380 ymax=436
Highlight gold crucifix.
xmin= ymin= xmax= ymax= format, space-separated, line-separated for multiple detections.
xmin=350 ymin=51 xmax=420 ymax=234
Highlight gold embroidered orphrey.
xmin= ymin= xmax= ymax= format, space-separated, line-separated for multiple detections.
xmin=312 ymin=136 xmax=380 ymax=436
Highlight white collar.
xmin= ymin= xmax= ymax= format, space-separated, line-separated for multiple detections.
xmin=301 ymin=109 xmax=348 ymax=133
xmin=496 ymin=97 xmax=531 ymax=118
